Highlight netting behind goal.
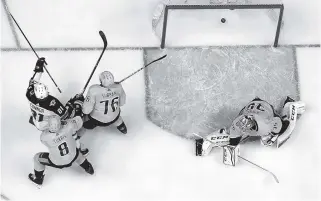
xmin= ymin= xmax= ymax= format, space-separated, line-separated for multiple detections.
xmin=152 ymin=0 xmax=284 ymax=48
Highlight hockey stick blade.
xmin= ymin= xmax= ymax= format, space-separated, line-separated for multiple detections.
xmin=119 ymin=54 xmax=167 ymax=83
xmin=81 ymin=31 xmax=108 ymax=95
xmin=145 ymin=54 xmax=167 ymax=68
xmin=99 ymin=30 xmax=108 ymax=48
xmin=239 ymin=155 xmax=279 ymax=183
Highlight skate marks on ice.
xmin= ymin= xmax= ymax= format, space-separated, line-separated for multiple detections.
xmin=144 ymin=47 xmax=299 ymax=138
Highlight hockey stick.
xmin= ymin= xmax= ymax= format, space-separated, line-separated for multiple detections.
xmin=193 ymin=133 xmax=279 ymax=183
xmin=80 ymin=31 xmax=108 ymax=95
xmin=1 ymin=193 xmax=10 ymax=200
xmin=238 ymin=156 xmax=279 ymax=183
xmin=7 ymin=10 xmax=62 ymax=93
xmin=118 ymin=54 xmax=167 ymax=83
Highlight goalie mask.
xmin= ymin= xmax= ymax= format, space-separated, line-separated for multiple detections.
xmin=99 ymin=71 xmax=114 ymax=87
xmin=236 ymin=115 xmax=258 ymax=133
xmin=34 ymin=82 xmax=49 ymax=100
xmin=48 ymin=115 xmax=61 ymax=133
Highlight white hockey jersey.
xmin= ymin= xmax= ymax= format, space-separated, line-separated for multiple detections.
xmin=82 ymin=83 xmax=126 ymax=123
xmin=40 ymin=116 xmax=83 ymax=166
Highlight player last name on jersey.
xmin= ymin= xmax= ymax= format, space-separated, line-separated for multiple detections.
xmin=53 ymin=135 xmax=67 ymax=144
xmin=102 ymin=91 xmax=116 ymax=99
xmin=30 ymin=103 xmax=44 ymax=114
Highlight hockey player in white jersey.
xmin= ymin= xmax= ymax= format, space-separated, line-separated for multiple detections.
xmin=26 ymin=58 xmax=75 ymax=131
xmin=28 ymin=106 xmax=94 ymax=187
xmin=195 ymin=97 xmax=305 ymax=165
xmin=82 ymin=71 xmax=127 ymax=134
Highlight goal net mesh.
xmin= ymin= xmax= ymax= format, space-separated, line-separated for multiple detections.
xmin=152 ymin=0 xmax=283 ymax=45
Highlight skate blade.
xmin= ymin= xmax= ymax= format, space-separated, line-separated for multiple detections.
xmin=80 ymin=151 xmax=89 ymax=157
xmin=28 ymin=178 xmax=43 ymax=189
xmin=30 ymin=181 xmax=42 ymax=189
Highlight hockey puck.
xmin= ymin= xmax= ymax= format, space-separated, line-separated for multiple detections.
xmin=221 ymin=18 xmax=226 ymax=23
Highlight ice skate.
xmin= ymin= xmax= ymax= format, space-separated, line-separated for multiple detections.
xmin=28 ymin=173 xmax=44 ymax=188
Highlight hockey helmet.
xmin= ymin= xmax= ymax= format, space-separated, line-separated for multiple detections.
xmin=238 ymin=115 xmax=258 ymax=132
xmin=99 ymin=71 xmax=114 ymax=87
xmin=48 ymin=115 xmax=61 ymax=132
xmin=34 ymin=82 xmax=49 ymax=99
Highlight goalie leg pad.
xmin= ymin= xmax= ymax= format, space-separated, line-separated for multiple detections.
xmin=294 ymin=101 xmax=305 ymax=115
xmin=194 ymin=129 xmax=230 ymax=156
xmin=202 ymin=140 xmax=214 ymax=156
xmin=282 ymin=100 xmax=305 ymax=117
xmin=195 ymin=139 xmax=204 ymax=156
xmin=195 ymin=138 xmax=215 ymax=156
xmin=223 ymin=144 xmax=240 ymax=166
xmin=277 ymin=103 xmax=299 ymax=148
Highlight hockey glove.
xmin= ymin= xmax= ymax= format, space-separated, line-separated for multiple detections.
xmin=71 ymin=94 xmax=84 ymax=107
xmin=69 ymin=94 xmax=85 ymax=117
xmin=34 ymin=57 xmax=46 ymax=73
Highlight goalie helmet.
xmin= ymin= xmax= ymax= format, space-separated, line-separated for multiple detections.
xmin=34 ymin=82 xmax=49 ymax=99
xmin=237 ymin=115 xmax=258 ymax=132
xmin=99 ymin=71 xmax=114 ymax=87
xmin=48 ymin=115 xmax=61 ymax=133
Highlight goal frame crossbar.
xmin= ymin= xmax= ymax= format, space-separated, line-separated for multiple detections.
xmin=160 ymin=4 xmax=284 ymax=48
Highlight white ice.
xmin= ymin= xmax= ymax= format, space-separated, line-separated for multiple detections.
xmin=1 ymin=0 xmax=321 ymax=201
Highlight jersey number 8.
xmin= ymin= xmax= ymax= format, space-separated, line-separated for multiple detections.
xmin=100 ymin=97 xmax=119 ymax=114
xmin=58 ymin=142 xmax=69 ymax=156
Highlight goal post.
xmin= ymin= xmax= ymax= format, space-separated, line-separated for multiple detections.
xmin=152 ymin=0 xmax=284 ymax=48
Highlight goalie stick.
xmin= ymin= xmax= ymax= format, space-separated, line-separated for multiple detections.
xmin=80 ymin=31 xmax=108 ymax=95
xmin=193 ymin=133 xmax=279 ymax=183
xmin=238 ymin=156 xmax=279 ymax=183
xmin=7 ymin=8 xmax=62 ymax=93
xmin=118 ymin=54 xmax=167 ymax=83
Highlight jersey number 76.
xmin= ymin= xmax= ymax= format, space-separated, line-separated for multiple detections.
xmin=100 ymin=97 xmax=119 ymax=114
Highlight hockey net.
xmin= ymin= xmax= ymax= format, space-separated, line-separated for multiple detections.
xmin=152 ymin=0 xmax=284 ymax=48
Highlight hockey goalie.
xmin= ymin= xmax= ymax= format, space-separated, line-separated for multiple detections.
xmin=195 ymin=96 xmax=305 ymax=165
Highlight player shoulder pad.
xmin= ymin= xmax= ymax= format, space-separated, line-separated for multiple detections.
xmin=115 ymin=83 xmax=124 ymax=89
xmin=88 ymin=84 xmax=102 ymax=94
xmin=68 ymin=116 xmax=83 ymax=130
xmin=40 ymin=130 xmax=50 ymax=142
xmin=112 ymin=83 xmax=124 ymax=93
xmin=47 ymin=95 xmax=59 ymax=106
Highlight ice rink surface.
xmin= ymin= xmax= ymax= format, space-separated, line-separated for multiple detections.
xmin=1 ymin=0 xmax=321 ymax=201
